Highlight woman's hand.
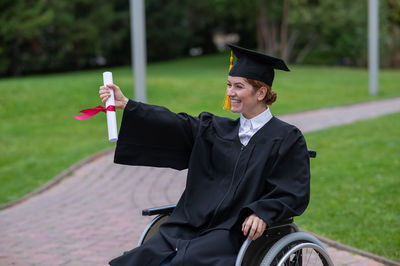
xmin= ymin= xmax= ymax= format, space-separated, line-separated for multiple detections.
xmin=242 ymin=214 xmax=267 ymax=241
xmin=99 ymin=83 xmax=129 ymax=110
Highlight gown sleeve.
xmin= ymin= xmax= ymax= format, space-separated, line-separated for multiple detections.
xmin=114 ymin=100 xmax=200 ymax=170
xmin=240 ymin=128 xmax=310 ymax=227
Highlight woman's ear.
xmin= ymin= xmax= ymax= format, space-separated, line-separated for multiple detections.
xmin=257 ymin=87 xmax=267 ymax=101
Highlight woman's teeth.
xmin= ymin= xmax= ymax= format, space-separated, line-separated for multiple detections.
xmin=231 ymin=99 xmax=241 ymax=103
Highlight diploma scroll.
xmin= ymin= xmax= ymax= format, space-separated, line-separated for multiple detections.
xmin=103 ymin=72 xmax=118 ymax=142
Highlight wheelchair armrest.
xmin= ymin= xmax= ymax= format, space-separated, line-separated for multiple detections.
xmin=269 ymin=218 xmax=294 ymax=228
xmin=308 ymin=149 xmax=317 ymax=158
xmin=142 ymin=204 xmax=177 ymax=216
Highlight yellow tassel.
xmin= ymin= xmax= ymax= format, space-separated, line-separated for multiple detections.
xmin=223 ymin=51 xmax=234 ymax=110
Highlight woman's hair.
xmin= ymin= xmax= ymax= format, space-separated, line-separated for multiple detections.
xmin=245 ymin=78 xmax=277 ymax=106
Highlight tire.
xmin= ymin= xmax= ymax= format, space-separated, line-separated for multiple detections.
xmin=259 ymin=232 xmax=333 ymax=266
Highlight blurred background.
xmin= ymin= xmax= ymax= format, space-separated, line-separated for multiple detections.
xmin=1 ymin=0 xmax=399 ymax=77
xmin=0 ymin=0 xmax=399 ymax=262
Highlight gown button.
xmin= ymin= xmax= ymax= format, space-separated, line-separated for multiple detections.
xmin=175 ymin=248 xmax=178 ymax=251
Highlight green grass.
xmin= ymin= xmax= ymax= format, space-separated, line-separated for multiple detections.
xmin=296 ymin=112 xmax=400 ymax=261
xmin=0 ymin=53 xmax=399 ymax=259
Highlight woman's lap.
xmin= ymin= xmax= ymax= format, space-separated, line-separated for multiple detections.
xmin=176 ymin=229 xmax=240 ymax=266
xmin=111 ymin=229 xmax=242 ymax=266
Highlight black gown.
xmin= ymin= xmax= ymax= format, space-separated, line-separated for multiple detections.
xmin=109 ymin=100 xmax=310 ymax=266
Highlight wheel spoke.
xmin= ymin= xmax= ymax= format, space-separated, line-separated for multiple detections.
xmin=260 ymin=233 xmax=334 ymax=266
xmin=278 ymin=245 xmax=331 ymax=266
xmin=295 ymin=249 xmax=302 ymax=265
xmin=312 ymin=249 xmax=318 ymax=265
xmin=305 ymin=248 xmax=312 ymax=265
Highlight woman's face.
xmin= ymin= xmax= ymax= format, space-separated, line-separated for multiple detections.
xmin=227 ymin=76 xmax=266 ymax=118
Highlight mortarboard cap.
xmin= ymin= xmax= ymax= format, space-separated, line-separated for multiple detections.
xmin=227 ymin=44 xmax=290 ymax=87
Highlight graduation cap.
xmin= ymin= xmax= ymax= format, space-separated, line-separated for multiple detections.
xmin=228 ymin=44 xmax=290 ymax=86
xmin=223 ymin=44 xmax=290 ymax=110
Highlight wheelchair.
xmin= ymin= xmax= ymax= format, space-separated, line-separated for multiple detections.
xmin=137 ymin=150 xmax=334 ymax=266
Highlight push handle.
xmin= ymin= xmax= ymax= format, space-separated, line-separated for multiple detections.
xmin=308 ymin=149 xmax=317 ymax=158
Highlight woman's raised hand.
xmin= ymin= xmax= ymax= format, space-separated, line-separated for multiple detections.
xmin=99 ymin=84 xmax=129 ymax=110
xmin=242 ymin=214 xmax=267 ymax=241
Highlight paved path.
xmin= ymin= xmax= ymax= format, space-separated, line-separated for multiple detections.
xmin=278 ymin=97 xmax=400 ymax=133
xmin=1 ymin=97 xmax=400 ymax=266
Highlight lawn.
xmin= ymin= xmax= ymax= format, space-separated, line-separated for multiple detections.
xmin=0 ymin=53 xmax=399 ymax=259
xmin=297 ymin=112 xmax=400 ymax=261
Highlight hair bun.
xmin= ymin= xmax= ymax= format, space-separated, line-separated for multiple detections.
xmin=266 ymin=91 xmax=277 ymax=105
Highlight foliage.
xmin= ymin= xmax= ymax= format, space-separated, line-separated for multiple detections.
xmin=289 ymin=0 xmax=368 ymax=65
xmin=146 ymin=0 xmax=192 ymax=61
xmin=0 ymin=0 xmax=54 ymax=75
xmin=0 ymin=0 xmax=129 ymax=76
xmin=381 ymin=0 xmax=400 ymax=67
xmin=0 ymin=0 xmax=399 ymax=74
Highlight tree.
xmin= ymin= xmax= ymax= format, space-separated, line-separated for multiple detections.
xmin=0 ymin=0 xmax=398 ymax=76
xmin=382 ymin=0 xmax=400 ymax=67
xmin=145 ymin=0 xmax=192 ymax=61
xmin=0 ymin=0 xmax=53 ymax=75
xmin=255 ymin=0 xmax=368 ymax=66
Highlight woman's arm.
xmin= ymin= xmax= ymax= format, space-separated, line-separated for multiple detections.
xmin=100 ymin=84 xmax=200 ymax=170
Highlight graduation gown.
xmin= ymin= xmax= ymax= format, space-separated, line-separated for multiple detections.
xmin=109 ymin=100 xmax=310 ymax=266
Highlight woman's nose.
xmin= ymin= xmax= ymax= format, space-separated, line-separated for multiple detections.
xmin=227 ymin=87 xmax=234 ymax=97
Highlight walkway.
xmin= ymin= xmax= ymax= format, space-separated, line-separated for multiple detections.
xmin=1 ymin=97 xmax=400 ymax=266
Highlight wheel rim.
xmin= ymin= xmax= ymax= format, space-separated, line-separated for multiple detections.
xmin=277 ymin=243 xmax=333 ymax=266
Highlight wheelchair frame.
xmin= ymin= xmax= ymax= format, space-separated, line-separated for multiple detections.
xmin=137 ymin=150 xmax=334 ymax=266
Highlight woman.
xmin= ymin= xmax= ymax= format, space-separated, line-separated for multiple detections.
xmin=99 ymin=44 xmax=310 ymax=266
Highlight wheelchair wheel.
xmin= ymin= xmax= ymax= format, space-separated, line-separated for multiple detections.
xmin=236 ymin=222 xmax=298 ymax=266
xmin=137 ymin=214 xmax=169 ymax=246
xmin=259 ymin=232 xmax=333 ymax=266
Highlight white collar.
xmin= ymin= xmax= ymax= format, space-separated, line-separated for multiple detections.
xmin=240 ymin=108 xmax=273 ymax=130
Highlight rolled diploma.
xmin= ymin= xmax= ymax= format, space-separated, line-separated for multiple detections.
xmin=103 ymin=72 xmax=118 ymax=142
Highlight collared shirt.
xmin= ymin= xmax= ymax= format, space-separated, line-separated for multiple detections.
xmin=239 ymin=108 xmax=273 ymax=146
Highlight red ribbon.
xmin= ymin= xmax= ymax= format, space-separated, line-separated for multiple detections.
xmin=74 ymin=105 xmax=116 ymax=120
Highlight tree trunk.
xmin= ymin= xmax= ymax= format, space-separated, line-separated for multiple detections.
xmin=295 ymin=34 xmax=319 ymax=64
xmin=257 ymin=0 xmax=267 ymax=51
xmin=256 ymin=1 xmax=286 ymax=57
xmin=286 ymin=30 xmax=300 ymax=62
xmin=268 ymin=20 xmax=277 ymax=55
